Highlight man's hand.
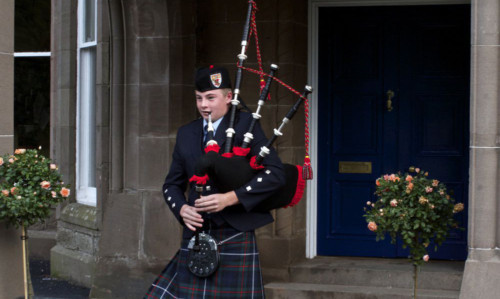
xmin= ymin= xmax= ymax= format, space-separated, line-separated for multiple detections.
xmin=180 ymin=204 xmax=203 ymax=231
xmin=194 ymin=191 xmax=239 ymax=213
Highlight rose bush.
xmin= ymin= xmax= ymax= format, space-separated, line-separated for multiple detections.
xmin=0 ymin=148 xmax=70 ymax=228
xmin=364 ymin=167 xmax=463 ymax=266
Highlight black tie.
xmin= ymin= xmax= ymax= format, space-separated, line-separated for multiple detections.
xmin=203 ymin=125 xmax=208 ymax=144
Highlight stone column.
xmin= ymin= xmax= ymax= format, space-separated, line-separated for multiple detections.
xmin=460 ymin=0 xmax=500 ymax=298
xmin=0 ymin=2 xmax=14 ymax=152
xmin=0 ymin=0 xmax=24 ymax=298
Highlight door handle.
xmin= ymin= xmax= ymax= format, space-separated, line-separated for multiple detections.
xmin=386 ymin=90 xmax=395 ymax=112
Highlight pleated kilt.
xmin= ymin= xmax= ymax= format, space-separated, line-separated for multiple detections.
xmin=144 ymin=226 xmax=265 ymax=299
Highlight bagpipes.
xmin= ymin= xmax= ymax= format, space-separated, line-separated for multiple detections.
xmin=189 ymin=0 xmax=313 ymax=211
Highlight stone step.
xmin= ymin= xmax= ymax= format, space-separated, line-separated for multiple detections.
xmin=265 ymin=282 xmax=460 ymax=299
xmin=289 ymin=257 xmax=464 ymax=291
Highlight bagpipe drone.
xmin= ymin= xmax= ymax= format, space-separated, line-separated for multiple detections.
xmin=187 ymin=1 xmax=313 ymax=278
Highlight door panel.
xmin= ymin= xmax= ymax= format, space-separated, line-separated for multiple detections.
xmin=318 ymin=5 xmax=469 ymax=259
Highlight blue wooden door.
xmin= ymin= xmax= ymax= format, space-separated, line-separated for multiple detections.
xmin=317 ymin=5 xmax=469 ymax=259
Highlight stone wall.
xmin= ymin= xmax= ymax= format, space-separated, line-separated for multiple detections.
xmin=460 ymin=0 xmax=500 ymax=297
xmin=0 ymin=0 xmax=24 ymax=298
xmin=51 ymin=203 xmax=100 ymax=287
xmin=0 ymin=0 xmax=14 ymax=154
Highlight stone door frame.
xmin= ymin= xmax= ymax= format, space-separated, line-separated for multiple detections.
xmin=306 ymin=0 xmax=472 ymax=258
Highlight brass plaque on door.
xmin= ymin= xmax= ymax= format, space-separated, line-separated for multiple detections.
xmin=339 ymin=161 xmax=372 ymax=174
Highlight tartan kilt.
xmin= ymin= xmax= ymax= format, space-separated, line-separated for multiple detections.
xmin=144 ymin=226 xmax=265 ymax=299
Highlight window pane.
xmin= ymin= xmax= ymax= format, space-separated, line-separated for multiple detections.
xmin=15 ymin=0 xmax=51 ymax=52
xmin=14 ymin=57 xmax=51 ymax=156
xmin=79 ymin=48 xmax=96 ymax=188
xmin=84 ymin=0 xmax=96 ymax=43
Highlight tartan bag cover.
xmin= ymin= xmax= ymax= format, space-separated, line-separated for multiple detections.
xmin=144 ymin=227 xmax=265 ymax=299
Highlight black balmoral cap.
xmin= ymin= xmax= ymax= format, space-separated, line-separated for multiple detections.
xmin=195 ymin=65 xmax=232 ymax=92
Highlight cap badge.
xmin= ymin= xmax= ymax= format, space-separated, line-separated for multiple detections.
xmin=210 ymin=73 xmax=222 ymax=88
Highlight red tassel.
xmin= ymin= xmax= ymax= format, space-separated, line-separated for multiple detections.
xmin=284 ymin=165 xmax=306 ymax=208
xmin=259 ymin=79 xmax=266 ymax=92
xmin=249 ymin=156 xmax=265 ymax=170
xmin=221 ymin=152 xmax=234 ymax=158
xmin=204 ymin=144 xmax=220 ymax=154
xmin=189 ymin=174 xmax=209 ymax=185
xmin=233 ymin=146 xmax=251 ymax=157
xmin=259 ymin=79 xmax=271 ymax=101
xmin=302 ymin=156 xmax=313 ymax=180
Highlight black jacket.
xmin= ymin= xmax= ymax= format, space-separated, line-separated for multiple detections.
xmin=162 ymin=111 xmax=285 ymax=238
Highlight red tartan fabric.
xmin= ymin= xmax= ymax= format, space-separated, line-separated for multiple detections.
xmin=144 ymin=227 xmax=264 ymax=299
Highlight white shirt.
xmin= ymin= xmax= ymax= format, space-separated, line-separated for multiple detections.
xmin=203 ymin=116 xmax=224 ymax=139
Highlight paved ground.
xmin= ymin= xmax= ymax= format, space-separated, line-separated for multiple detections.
xmin=30 ymin=259 xmax=90 ymax=299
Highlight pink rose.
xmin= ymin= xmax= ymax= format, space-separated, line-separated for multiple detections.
xmin=432 ymin=180 xmax=439 ymax=187
xmin=50 ymin=164 xmax=57 ymax=170
xmin=388 ymin=174 xmax=400 ymax=182
xmin=367 ymin=221 xmax=378 ymax=232
xmin=10 ymin=187 xmax=17 ymax=195
xmin=390 ymin=199 xmax=398 ymax=207
xmin=51 ymin=191 xmax=57 ymax=198
xmin=366 ymin=201 xmax=371 ymax=205
xmin=14 ymin=149 xmax=26 ymax=154
xmin=1 ymin=190 xmax=9 ymax=196
xmin=405 ymin=175 xmax=413 ymax=182
xmin=406 ymin=182 xmax=414 ymax=193
xmin=9 ymin=158 xmax=14 ymax=163
xmin=60 ymin=187 xmax=70 ymax=197
xmin=415 ymin=168 xmax=420 ymax=173
xmin=423 ymin=255 xmax=429 ymax=262
xmin=0 ymin=157 xmax=3 ymax=166
xmin=425 ymin=187 xmax=433 ymax=193
xmin=40 ymin=181 xmax=51 ymax=189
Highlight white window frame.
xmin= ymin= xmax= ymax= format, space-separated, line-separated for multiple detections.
xmin=14 ymin=52 xmax=51 ymax=57
xmin=76 ymin=0 xmax=98 ymax=206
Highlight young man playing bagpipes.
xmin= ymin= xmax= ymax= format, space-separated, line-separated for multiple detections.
xmin=144 ymin=66 xmax=285 ymax=298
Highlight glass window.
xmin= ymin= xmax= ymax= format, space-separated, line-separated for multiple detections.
xmin=14 ymin=58 xmax=51 ymax=156
xmin=76 ymin=0 xmax=97 ymax=206
xmin=78 ymin=48 xmax=96 ymax=189
xmin=84 ymin=0 xmax=96 ymax=43
xmin=14 ymin=0 xmax=51 ymax=52
xmin=14 ymin=0 xmax=51 ymax=157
